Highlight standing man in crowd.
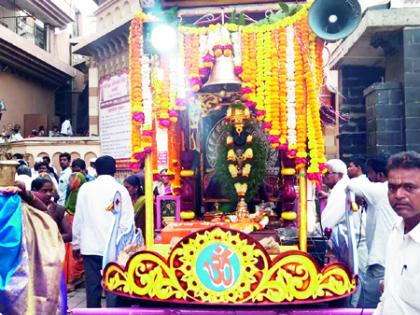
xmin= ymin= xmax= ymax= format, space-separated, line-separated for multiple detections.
xmin=321 ymin=159 xmax=350 ymax=238
xmin=374 ymin=151 xmax=420 ymax=314
xmin=72 ymin=155 xmax=135 ymax=308
xmin=348 ymin=156 xmax=399 ymax=308
xmin=58 ymin=152 xmax=72 ymax=206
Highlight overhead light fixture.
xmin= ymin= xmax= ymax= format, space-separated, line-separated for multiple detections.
xmin=150 ymin=24 xmax=177 ymax=53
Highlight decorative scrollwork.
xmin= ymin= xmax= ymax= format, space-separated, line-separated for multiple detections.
xmin=103 ymin=227 xmax=356 ymax=305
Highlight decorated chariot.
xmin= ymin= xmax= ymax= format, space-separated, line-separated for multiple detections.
xmin=95 ymin=0 xmax=368 ymax=311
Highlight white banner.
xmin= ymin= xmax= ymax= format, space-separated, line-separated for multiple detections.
xmin=99 ymin=70 xmax=129 ymax=103
xmin=99 ymin=70 xmax=131 ymax=159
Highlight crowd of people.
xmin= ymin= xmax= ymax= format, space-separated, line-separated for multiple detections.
xmin=2 ymin=152 xmax=176 ymax=311
xmin=319 ymin=151 xmax=420 ymax=314
xmin=1 ymin=150 xmax=420 ymax=314
xmin=0 ymin=119 xmax=74 ymax=143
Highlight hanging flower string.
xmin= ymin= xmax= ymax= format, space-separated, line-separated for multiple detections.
xmin=269 ymin=29 xmax=280 ymax=149
xmin=255 ymin=31 xmax=265 ymax=121
xmin=128 ymin=2 xmax=326 ymax=187
xmin=184 ymin=33 xmax=201 ymax=92
xmin=294 ymin=23 xmax=307 ymax=169
xmin=239 ymin=30 xmax=257 ymax=110
xmin=129 ymin=13 xmax=144 ymax=168
xmin=285 ymin=25 xmax=297 ymax=157
xmin=262 ymin=29 xmax=273 ymax=135
xmin=277 ymin=28 xmax=288 ymax=149
xmin=140 ymin=54 xmax=153 ymax=159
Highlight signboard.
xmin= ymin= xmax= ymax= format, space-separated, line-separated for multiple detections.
xmin=99 ymin=69 xmax=131 ymax=160
xmin=391 ymin=0 xmax=420 ymax=7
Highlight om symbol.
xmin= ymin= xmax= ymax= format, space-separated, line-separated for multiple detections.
xmin=196 ymin=244 xmax=240 ymax=292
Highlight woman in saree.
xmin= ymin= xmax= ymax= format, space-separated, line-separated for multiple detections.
xmin=1 ymin=180 xmax=65 ymax=315
xmin=31 ymin=177 xmax=72 ymax=242
xmin=124 ymin=175 xmax=146 ymax=237
xmin=64 ymin=172 xmax=87 ymax=289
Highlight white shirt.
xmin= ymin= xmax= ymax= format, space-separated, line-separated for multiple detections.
xmin=61 ymin=119 xmax=73 ymax=136
xmin=374 ymin=219 xmax=420 ymax=315
xmin=72 ymin=175 xmax=134 ymax=256
xmin=15 ymin=174 xmax=32 ymax=191
xmin=58 ymin=167 xmax=71 ymax=206
xmin=348 ymin=180 xmax=399 ymax=267
xmin=321 ymin=175 xmax=350 ymax=232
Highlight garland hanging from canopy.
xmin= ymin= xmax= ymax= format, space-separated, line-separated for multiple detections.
xmin=128 ymin=2 xmax=327 ymax=187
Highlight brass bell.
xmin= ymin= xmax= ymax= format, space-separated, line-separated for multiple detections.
xmin=200 ymin=55 xmax=242 ymax=93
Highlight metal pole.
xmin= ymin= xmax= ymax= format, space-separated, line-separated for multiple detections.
xmin=298 ymin=166 xmax=307 ymax=252
xmin=145 ymin=153 xmax=154 ymax=249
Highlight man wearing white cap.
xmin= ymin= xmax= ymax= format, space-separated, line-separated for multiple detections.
xmin=321 ymin=158 xmax=350 ymax=235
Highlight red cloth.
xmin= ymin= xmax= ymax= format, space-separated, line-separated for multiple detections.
xmin=63 ymin=215 xmax=84 ymax=284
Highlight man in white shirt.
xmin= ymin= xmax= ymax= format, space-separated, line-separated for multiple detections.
xmin=61 ymin=119 xmax=73 ymax=136
xmin=348 ymin=156 xmax=399 ymax=308
xmin=72 ymin=155 xmax=135 ymax=308
xmin=321 ymin=159 xmax=349 ymax=234
xmin=374 ymin=151 xmax=420 ymax=315
xmin=57 ymin=152 xmax=72 ymax=206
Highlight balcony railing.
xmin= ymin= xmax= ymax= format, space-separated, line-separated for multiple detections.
xmin=0 ymin=5 xmax=46 ymax=50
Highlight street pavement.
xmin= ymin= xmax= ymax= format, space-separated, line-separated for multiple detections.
xmin=67 ymin=283 xmax=106 ymax=310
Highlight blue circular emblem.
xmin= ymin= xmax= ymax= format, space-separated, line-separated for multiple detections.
xmin=196 ymin=243 xmax=240 ymax=292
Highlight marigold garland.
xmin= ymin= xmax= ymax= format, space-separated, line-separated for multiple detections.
xmin=127 ymin=1 xmax=328 ymax=189
xmin=285 ymin=25 xmax=297 ymax=156
xmin=293 ymin=22 xmax=307 ymax=169
xmin=129 ymin=13 xmax=144 ymax=168
xmin=277 ymin=28 xmax=288 ymax=149
xmin=255 ymin=32 xmax=265 ymax=121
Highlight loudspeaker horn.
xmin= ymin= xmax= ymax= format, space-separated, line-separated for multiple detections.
xmin=308 ymin=0 xmax=362 ymax=42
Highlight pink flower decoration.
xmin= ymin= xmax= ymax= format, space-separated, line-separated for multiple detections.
xmin=203 ymin=53 xmax=214 ymax=63
xmin=279 ymin=143 xmax=288 ymax=151
xmin=144 ymin=146 xmax=152 ymax=153
xmin=133 ymin=152 xmax=145 ymax=160
xmin=287 ymin=150 xmax=297 ymax=158
xmin=190 ymin=77 xmax=202 ymax=87
xmin=143 ymin=130 xmax=152 ymax=136
xmin=223 ymin=44 xmax=233 ymax=51
xmin=295 ymin=158 xmax=307 ymax=165
xmin=263 ymin=122 xmax=272 ymax=129
xmin=169 ymin=110 xmax=178 ymax=117
xmin=199 ymin=67 xmax=210 ymax=77
xmin=234 ymin=66 xmax=243 ymax=75
xmin=245 ymin=101 xmax=256 ymax=108
xmin=240 ymin=87 xmax=252 ymax=94
xmin=212 ymin=45 xmax=222 ymax=52
xmin=129 ymin=162 xmax=139 ymax=172
xmin=268 ymin=135 xmax=278 ymax=143
xmin=132 ymin=112 xmax=145 ymax=123
xmin=256 ymin=110 xmax=265 ymax=116
xmin=159 ymin=118 xmax=171 ymax=127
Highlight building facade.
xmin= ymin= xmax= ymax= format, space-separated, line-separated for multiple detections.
xmin=0 ymin=0 xmax=83 ymax=136
xmin=329 ymin=4 xmax=420 ymax=160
